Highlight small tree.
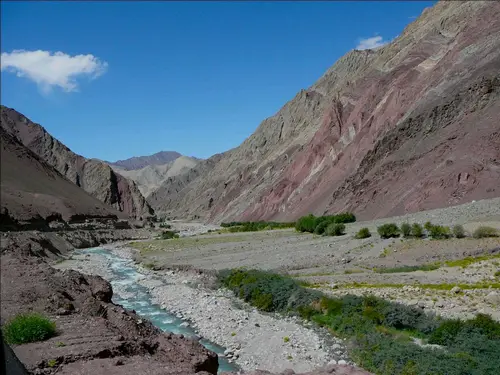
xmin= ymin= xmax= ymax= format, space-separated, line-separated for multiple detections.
xmin=377 ymin=223 xmax=400 ymax=239
xmin=295 ymin=214 xmax=316 ymax=233
xmin=401 ymin=223 xmax=412 ymax=238
xmin=424 ymin=221 xmax=434 ymax=232
xmin=452 ymin=225 xmax=466 ymax=238
xmin=429 ymin=225 xmax=451 ymax=239
xmin=411 ymin=223 xmax=424 ymax=238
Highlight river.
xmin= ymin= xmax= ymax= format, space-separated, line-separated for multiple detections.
xmin=73 ymin=247 xmax=237 ymax=373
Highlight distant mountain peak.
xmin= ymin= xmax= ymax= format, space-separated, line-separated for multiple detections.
xmin=107 ymin=150 xmax=183 ymax=170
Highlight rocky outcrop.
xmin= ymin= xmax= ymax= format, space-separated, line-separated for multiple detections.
xmin=0 ymin=129 xmax=125 ymax=230
xmin=0 ymin=106 xmax=154 ymax=221
xmin=0 ymin=234 xmax=218 ymax=375
xmin=106 ymin=150 xmax=182 ymax=170
xmin=150 ymin=1 xmax=500 ymax=222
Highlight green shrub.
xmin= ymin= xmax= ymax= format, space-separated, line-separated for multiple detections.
xmin=411 ymin=223 xmax=424 ymax=238
xmin=400 ymin=223 xmax=411 ymax=238
xmin=218 ymin=269 xmax=500 ymax=375
xmin=160 ymin=230 xmax=179 ymax=239
xmin=473 ymin=226 xmax=499 ymax=238
xmin=325 ymin=223 xmax=346 ymax=236
xmin=377 ymin=224 xmax=400 ymax=239
xmin=3 ymin=313 xmax=56 ymax=344
xmin=424 ymin=221 xmax=434 ymax=232
xmin=333 ymin=212 xmax=356 ymax=224
xmin=314 ymin=221 xmax=330 ymax=235
xmin=295 ymin=214 xmax=317 ymax=233
xmin=452 ymin=225 xmax=465 ymax=238
xmin=355 ymin=227 xmax=371 ymax=239
xmin=429 ymin=225 xmax=452 ymax=239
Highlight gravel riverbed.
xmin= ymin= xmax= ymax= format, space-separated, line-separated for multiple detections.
xmin=56 ymin=244 xmax=350 ymax=373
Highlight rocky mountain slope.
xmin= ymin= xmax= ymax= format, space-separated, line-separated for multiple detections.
xmin=107 ymin=150 xmax=182 ymax=170
xmin=0 ymin=106 xmax=154 ymax=221
xmin=110 ymin=156 xmax=199 ymax=197
xmin=0 ymin=129 xmax=126 ymax=230
xmin=149 ymin=1 xmax=500 ymax=222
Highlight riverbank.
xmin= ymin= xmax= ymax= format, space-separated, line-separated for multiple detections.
xmin=59 ymin=244 xmax=350 ymax=373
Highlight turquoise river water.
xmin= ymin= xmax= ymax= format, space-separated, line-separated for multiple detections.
xmin=78 ymin=247 xmax=238 ymax=373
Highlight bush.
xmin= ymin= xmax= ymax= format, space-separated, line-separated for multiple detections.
xmin=314 ymin=221 xmax=330 ymax=235
xmin=325 ymin=223 xmax=346 ymax=236
xmin=424 ymin=221 xmax=434 ymax=232
xmin=377 ymin=224 xmax=400 ymax=239
xmin=3 ymin=313 xmax=56 ymax=344
xmin=400 ymin=223 xmax=411 ymax=238
xmin=428 ymin=225 xmax=451 ymax=239
xmin=295 ymin=214 xmax=317 ymax=233
xmin=355 ymin=227 xmax=371 ymax=239
xmin=452 ymin=225 xmax=465 ymax=238
xmin=160 ymin=230 xmax=179 ymax=239
xmin=473 ymin=226 xmax=499 ymax=238
xmin=411 ymin=223 xmax=424 ymax=238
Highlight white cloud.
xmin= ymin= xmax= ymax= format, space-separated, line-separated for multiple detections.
xmin=1 ymin=49 xmax=108 ymax=93
xmin=356 ymin=35 xmax=389 ymax=51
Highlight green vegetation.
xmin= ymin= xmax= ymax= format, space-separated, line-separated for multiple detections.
xmin=220 ymin=221 xmax=295 ymax=233
xmin=411 ymin=223 xmax=424 ymax=238
xmin=473 ymin=226 xmax=499 ymax=238
xmin=377 ymin=223 xmax=400 ymax=239
xmin=424 ymin=221 xmax=433 ymax=232
xmin=452 ymin=224 xmax=465 ymax=238
xmin=400 ymin=223 xmax=412 ymax=238
xmin=444 ymin=253 xmax=500 ymax=268
xmin=495 ymin=270 xmax=500 ymax=277
xmin=295 ymin=212 xmax=356 ymax=234
xmin=428 ymin=224 xmax=452 ymax=239
xmin=3 ymin=313 xmax=57 ymax=345
xmin=218 ymin=269 xmax=500 ymax=375
xmin=160 ymin=230 xmax=179 ymax=240
xmin=159 ymin=222 xmax=172 ymax=229
xmin=283 ymin=336 xmax=290 ymax=343
xmin=355 ymin=227 xmax=371 ymax=239
xmin=56 ymin=341 xmax=65 ymax=347
xmin=373 ymin=263 xmax=441 ymax=274
xmin=47 ymin=359 xmax=57 ymax=368
xmin=325 ymin=223 xmax=346 ymax=236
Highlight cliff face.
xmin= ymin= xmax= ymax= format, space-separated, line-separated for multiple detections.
xmin=0 ymin=129 xmax=126 ymax=230
xmin=150 ymin=1 xmax=500 ymax=222
xmin=0 ymin=106 xmax=154 ymax=221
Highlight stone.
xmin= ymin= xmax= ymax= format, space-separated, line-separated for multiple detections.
xmin=338 ymin=359 xmax=348 ymax=365
xmin=451 ymin=286 xmax=462 ymax=294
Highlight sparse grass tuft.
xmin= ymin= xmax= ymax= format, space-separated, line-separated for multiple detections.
xmin=325 ymin=223 xmax=346 ymax=236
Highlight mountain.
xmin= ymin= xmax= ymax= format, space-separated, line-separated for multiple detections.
xmin=0 ymin=129 xmax=125 ymax=230
xmin=149 ymin=1 xmax=500 ymax=222
xmin=0 ymin=106 xmax=154 ymax=221
xmin=110 ymin=156 xmax=199 ymax=197
xmin=107 ymin=151 xmax=182 ymax=170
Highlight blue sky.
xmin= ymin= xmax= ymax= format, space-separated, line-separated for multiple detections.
xmin=1 ymin=1 xmax=435 ymax=162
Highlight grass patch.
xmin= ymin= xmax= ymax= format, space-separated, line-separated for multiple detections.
xmin=338 ymin=281 xmax=500 ymax=290
xmin=445 ymin=253 xmax=500 ymax=268
xmin=2 ymin=313 xmax=57 ymax=345
xmin=217 ymin=269 xmax=500 ymax=375
xmin=373 ymin=263 xmax=441 ymax=274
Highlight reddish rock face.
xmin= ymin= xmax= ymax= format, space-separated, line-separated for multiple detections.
xmin=150 ymin=1 xmax=500 ymax=223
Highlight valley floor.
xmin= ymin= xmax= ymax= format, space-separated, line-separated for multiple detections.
xmin=131 ymin=197 xmax=500 ymax=322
